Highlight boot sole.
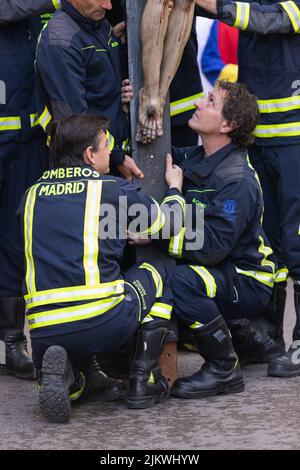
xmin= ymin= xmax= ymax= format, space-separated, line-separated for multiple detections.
xmin=39 ymin=346 xmax=71 ymax=423
xmin=127 ymin=391 xmax=168 ymax=409
xmin=171 ymin=379 xmax=245 ymax=399
xmin=268 ymin=368 xmax=300 ymax=378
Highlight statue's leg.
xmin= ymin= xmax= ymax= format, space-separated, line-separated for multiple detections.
xmin=159 ymin=0 xmax=196 ymax=116
xmin=137 ymin=0 xmax=175 ymax=144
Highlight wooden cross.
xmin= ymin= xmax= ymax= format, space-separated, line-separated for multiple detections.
xmin=126 ymin=0 xmax=178 ymax=386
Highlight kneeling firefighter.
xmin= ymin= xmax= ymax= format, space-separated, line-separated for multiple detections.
xmin=17 ymin=113 xmax=183 ymax=423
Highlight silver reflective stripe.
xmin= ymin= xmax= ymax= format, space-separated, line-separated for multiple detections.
xmin=189 ymin=266 xmax=217 ymax=298
xmin=52 ymin=0 xmax=61 ymax=9
xmin=170 ymin=93 xmax=204 ymax=117
xmin=236 ymin=267 xmax=274 ymax=287
xmin=255 ymin=122 xmax=300 ymax=137
xmin=148 ymin=302 xmax=172 ymax=320
xmin=258 ymin=96 xmax=300 ymax=113
xmin=28 ymin=295 xmax=123 ymax=329
xmin=0 ymin=116 xmax=21 ymax=131
xmin=30 ymin=113 xmax=39 ymax=128
xmin=138 ymin=263 xmax=163 ymax=298
xmin=25 ymin=282 xmax=124 ymax=309
xmin=280 ymin=1 xmax=300 ymax=32
xmin=39 ymin=106 xmax=52 ymax=132
xmin=24 ymin=185 xmax=40 ymax=294
xmin=83 ymin=181 xmax=102 ymax=285
xmin=169 ymin=227 xmax=185 ymax=258
xmin=234 ymin=2 xmax=250 ymax=30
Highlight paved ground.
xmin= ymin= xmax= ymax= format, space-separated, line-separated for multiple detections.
xmin=1 ymin=283 xmax=299 ymax=450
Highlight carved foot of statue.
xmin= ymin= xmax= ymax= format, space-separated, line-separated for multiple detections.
xmin=136 ymin=88 xmax=164 ymax=144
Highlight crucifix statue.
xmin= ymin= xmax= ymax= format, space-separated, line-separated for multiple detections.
xmin=136 ymin=0 xmax=196 ymax=144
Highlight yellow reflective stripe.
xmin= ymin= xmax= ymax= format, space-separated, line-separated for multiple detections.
xmin=69 ymin=372 xmax=85 ymax=401
xmin=28 ymin=294 xmax=124 ymax=330
xmin=122 ymin=137 xmax=130 ymax=153
xmin=139 ymin=200 xmax=165 ymax=236
xmin=298 ymin=223 xmax=300 ymax=235
xmin=258 ymin=95 xmax=300 ymax=113
xmin=280 ymin=1 xmax=300 ymax=32
xmin=0 ymin=116 xmax=21 ymax=131
xmin=190 ymin=321 xmax=204 ymax=329
xmin=162 ymin=195 xmax=185 ymax=213
xmin=38 ymin=106 xmax=52 ymax=132
xmin=83 ymin=181 xmax=102 ymax=285
xmin=30 ymin=113 xmax=39 ymax=128
xmin=24 ymin=185 xmax=40 ymax=294
xmin=234 ymin=2 xmax=250 ymax=30
xmin=170 ymin=92 xmax=204 ymax=117
xmin=169 ymin=227 xmax=185 ymax=258
xmin=147 ymin=371 xmax=155 ymax=384
xmin=258 ymin=236 xmax=276 ymax=274
xmin=138 ymin=263 xmax=163 ymax=298
xmin=189 ymin=266 xmax=217 ymax=298
xmin=255 ymin=122 xmax=300 ymax=137
xmin=236 ymin=267 xmax=274 ymax=287
xmin=147 ymin=302 xmax=172 ymax=320
xmin=141 ymin=315 xmax=153 ymax=324
xmin=105 ymin=130 xmax=115 ymax=151
xmin=52 ymin=0 xmax=61 ymax=9
xmin=275 ymin=268 xmax=289 ymax=283
xmin=25 ymin=280 xmax=124 ymax=310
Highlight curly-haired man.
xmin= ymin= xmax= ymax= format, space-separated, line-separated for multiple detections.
xmin=153 ymin=80 xmax=276 ymax=398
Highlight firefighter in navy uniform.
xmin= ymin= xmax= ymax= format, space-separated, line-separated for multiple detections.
xmin=17 ymin=113 xmax=184 ymax=423
xmin=35 ymin=0 xmax=142 ymax=181
xmin=0 ymin=0 xmax=62 ymax=380
xmin=150 ymin=81 xmax=276 ymax=398
xmin=194 ymin=0 xmax=300 ymax=376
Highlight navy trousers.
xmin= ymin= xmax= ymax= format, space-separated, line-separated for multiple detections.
xmin=31 ymin=261 xmax=172 ymax=372
xmin=249 ymin=144 xmax=300 ymax=282
xmin=172 ymin=264 xmax=272 ymax=327
xmin=0 ymin=133 xmax=49 ymax=296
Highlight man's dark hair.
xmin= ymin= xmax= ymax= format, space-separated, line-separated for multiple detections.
xmin=49 ymin=114 xmax=110 ymax=168
xmin=217 ymin=80 xmax=259 ymax=147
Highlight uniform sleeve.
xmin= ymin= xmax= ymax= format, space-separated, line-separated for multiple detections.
xmin=118 ymin=180 xmax=184 ymax=238
xmin=217 ymin=0 xmax=300 ymax=34
xmin=0 ymin=0 xmax=59 ymax=24
xmin=163 ymin=179 xmax=257 ymax=265
xmin=36 ymin=40 xmax=87 ymax=120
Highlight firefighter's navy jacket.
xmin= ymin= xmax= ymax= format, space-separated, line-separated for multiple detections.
xmin=35 ymin=0 xmax=128 ymax=165
xmin=215 ymin=0 xmax=300 ymax=146
xmin=0 ymin=0 xmax=58 ymax=144
xmin=160 ymin=143 xmax=276 ymax=293
xmin=18 ymin=166 xmax=180 ymax=337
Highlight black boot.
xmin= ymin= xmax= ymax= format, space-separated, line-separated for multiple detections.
xmin=127 ymin=322 xmax=169 ymax=409
xmin=0 ymin=297 xmax=35 ymax=379
xmin=228 ymin=318 xmax=276 ymax=366
xmin=84 ymin=356 xmax=127 ymax=401
xmin=268 ymin=284 xmax=300 ymax=377
xmin=171 ymin=316 xmax=244 ymax=399
xmin=38 ymin=345 xmax=85 ymax=423
xmin=251 ymin=283 xmax=286 ymax=362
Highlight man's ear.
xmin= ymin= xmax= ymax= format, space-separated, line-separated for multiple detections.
xmin=83 ymin=146 xmax=94 ymax=166
xmin=220 ymin=119 xmax=237 ymax=135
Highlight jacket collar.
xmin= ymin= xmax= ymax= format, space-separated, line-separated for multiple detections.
xmin=61 ymin=0 xmax=105 ymax=32
xmin=181 ymin=143 xmax=240 ymax=178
